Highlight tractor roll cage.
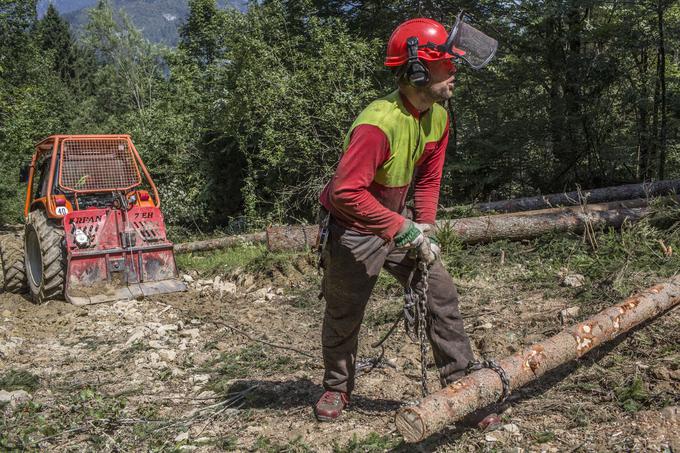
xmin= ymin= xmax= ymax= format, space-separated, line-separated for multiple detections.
xmin=59 ymin=136 xmax=142 ymax=193
xmin=24 ymin=135 xmax=161 ymax=218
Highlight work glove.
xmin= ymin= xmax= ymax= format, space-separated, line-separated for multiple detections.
xmin=416 ymin=235 xmax=440 ymax=266
xmin=395 ymin=220 xmax=439 ymax=265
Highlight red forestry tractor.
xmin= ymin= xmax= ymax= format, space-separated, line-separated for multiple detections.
xmin=0 ymin=135 xmax=186 ymax=305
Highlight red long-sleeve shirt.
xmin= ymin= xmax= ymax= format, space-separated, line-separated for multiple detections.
xmin=320 ymin=97 xmax=449 ymax=241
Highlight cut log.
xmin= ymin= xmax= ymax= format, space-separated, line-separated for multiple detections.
xmin=175 ymin=198 xmax=667 ymax=253
xmin=174 ymin=232 xmax=266 ymax=254
xmin=441 ymin=199 xmax=651 ymax=244
xmin=395 ymin=278 xmax=680 ymax=443
xmin=266 ymin=199 xmax=654 ymax=251
xmin=451 ymin=179 xmax=680 ymax=213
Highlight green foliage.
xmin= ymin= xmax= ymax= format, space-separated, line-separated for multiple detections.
xmin=206 ymin=344 xmax=298 ymax=394
xmin=332 ymin=432 xmax=401 ymax=452
xmin=214 ymin=0 xmax=382 ymax=223
xmin=0 ymin=369 xmax=41 ymax=392
xmin=615 ymin=376 xmax=650 ymax=412
xmin=433 ymin=220 xmax=465 ymax=255
xmin=60 ymin=0 xmax=245 ymax=46
xmin=253 ymin=435 xmax=313 ymax=453
xmin=179 ymin=0 xmax=223 ymax=65
xmin=175 ymin=243 xmax=267 ymax=274
xmin=531 ymin=431 xmax=556 ymax=444
xmin=1 ymin=0 xmax=679 ymax=232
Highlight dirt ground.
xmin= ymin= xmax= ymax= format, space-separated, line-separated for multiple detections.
xmin=0 ymin=247 xmax=678 ymax=452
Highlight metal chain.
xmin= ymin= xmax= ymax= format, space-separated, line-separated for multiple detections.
xmin=404 ymin=257 xmax=431 ymax=397
xmin=465 ymin=359 xmax=511 ymax=402
xmin=416 ymin=260 xmax=430 ymax=397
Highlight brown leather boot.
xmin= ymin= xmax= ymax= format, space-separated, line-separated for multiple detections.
xmin=314 ymin=390 xmax=349 ymax=422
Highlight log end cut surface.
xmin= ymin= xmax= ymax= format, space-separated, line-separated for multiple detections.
xmin=395 ymin=408 xmax=426 ymax=444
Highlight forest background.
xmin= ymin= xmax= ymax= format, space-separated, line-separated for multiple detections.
xmin=1 ymin=0 xmax=679 ymax=236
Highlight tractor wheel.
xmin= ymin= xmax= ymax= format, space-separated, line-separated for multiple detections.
xmin=0 ymin=233 xmax=28 ymax=294
xmin=24 ymin=210 xmax=66 ymax=303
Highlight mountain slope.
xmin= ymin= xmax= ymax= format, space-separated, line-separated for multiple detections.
xmin=37 ymin=0 xmax=97 ymax=17
xmin=38 ymin=0 xmax=245 ymax=46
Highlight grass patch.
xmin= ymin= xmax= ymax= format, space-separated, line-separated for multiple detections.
xmin=0 ymin=388 xmax=130 ymax=450
xmin=176 ymin=243 xmax=267 ymax=274
xmin=615 ymin=376 xmax=650 ymax=412
xmin=206 ymin=344 xmax=299 ymax=394
xmin=0 ymin=369 xmax=40 ymax=392
xmin=244 ymin=250 xmax=315 ymax=276
xmin=253 ymin=435 xmax=312 ymax=452
xmin=531 ymin=430 xmax=556 ymax=444
xmin=438 ymin=216 xmax=680 ymax=312
xmin=333 ymin=432 xmax=401 ymax=452
xmin=437 ymin=204 xmax=488 ymax=219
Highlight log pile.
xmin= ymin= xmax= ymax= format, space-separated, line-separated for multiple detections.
xmin=174 ymin=195 xmax=675 ymax=254
xmin=395 ymin=278 xmax=680 ymax=442
xmin=265 ymin=198 xmax=654 ymax=252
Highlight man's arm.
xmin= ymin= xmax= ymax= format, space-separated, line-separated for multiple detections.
xmin=413 ymin=121 xmax=449 ymax=225
xmin=327 ymin=124 xmax=405 ymax=240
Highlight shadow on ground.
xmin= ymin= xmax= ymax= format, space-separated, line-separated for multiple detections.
xmin=226 ymin=378 xmax=402 ymax=414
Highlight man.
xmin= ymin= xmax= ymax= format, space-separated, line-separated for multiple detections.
xmin=314 ymin=17 xmax=481 ymax=422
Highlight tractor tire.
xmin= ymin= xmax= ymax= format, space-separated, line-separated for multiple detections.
xmin=24 ymin=210 xmax=66 ymax=303
xmin=0 ymin=233 xmax=28 ymax=294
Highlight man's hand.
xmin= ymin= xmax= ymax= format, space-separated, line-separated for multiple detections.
xmin=395 ymin=220 xmax=440 ymax=265
xmin=395 ymin=220 xmax=431 ymax=248
xmin=418 ymin=235 xmax=440 ymax=265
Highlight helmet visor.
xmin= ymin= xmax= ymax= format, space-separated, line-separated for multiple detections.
xmin=442 ymin=12 xmax=498 ymax=70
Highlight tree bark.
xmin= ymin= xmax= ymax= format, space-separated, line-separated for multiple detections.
xmin=656 ymin=0 xmax=668 ymax=179
xmin=173 ymin=232 xmax=267 ymax=254
xmin=395 ymin=278 xmax=680 ymax=443
xmin=449 ymin=179 xmax=680 ymax=213
xmin=266 ymin=199 xmax=654 ymax=252
xmin=441 ymin=199 xmax=650 ymax=244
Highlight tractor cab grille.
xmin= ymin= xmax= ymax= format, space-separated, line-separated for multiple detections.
xmin=59 ymin=138 xmax=142 ymax=193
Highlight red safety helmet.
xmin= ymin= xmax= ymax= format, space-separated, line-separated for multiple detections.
xmin=384 ymin=18 xmax=465 ymax=67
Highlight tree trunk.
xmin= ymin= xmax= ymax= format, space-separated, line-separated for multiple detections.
xmin=451 ymin=179 xmax=680 ymax=213
xmin=395 ymin=278 xmax=680 ymax=443
xmin=656 ymin=0 xmax=668 ymax=179
xmin=637 ymin=47 xmax=653 ymax=180
xmin=266 ymin=199 xmax=654 ymax=252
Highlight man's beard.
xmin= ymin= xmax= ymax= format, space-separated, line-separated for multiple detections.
xmin=424 ymin=85 xmax=453 ymax=103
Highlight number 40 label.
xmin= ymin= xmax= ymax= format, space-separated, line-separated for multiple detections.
xmin=56 ymin=206 xmax=69 ymax=216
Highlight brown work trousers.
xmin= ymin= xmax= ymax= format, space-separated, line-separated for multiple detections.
xmin=321 ymin=220 xmax=474 ymax=394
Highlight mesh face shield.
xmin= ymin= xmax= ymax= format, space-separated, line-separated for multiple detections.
xmin=442 ymin=12 xmax=498 ymax=70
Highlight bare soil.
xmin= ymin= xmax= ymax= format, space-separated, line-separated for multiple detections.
xmin=0 ymin=251 xmax=678 ymax=452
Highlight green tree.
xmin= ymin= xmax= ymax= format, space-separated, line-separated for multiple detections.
xmin=211 ymin=0 xmax=382 ymax=223
xmin=35 ymin=4 xmax=74 ymax=80
xmin=179 ymin=0 xmax=224 ymax=66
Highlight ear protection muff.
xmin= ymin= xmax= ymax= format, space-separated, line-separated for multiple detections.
xmin=405 ymin=36 xmax=430 ymax=87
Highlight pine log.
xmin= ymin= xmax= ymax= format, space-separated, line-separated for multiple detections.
xmin=395 ymin=278 xmax=680 ymax=443
xmin=450 ymin=179 xmax=680 ymax=213
xmin=173 ymin=232 xmax=266 ymax=254
xmin=266 ymin=199 xmax=653 ymax=251
xmin=443 ymin=199 xmax=650 ymax=244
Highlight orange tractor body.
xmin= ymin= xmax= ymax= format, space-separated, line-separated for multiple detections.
xmin=8 ymin=134 xmax=186 ymax=305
